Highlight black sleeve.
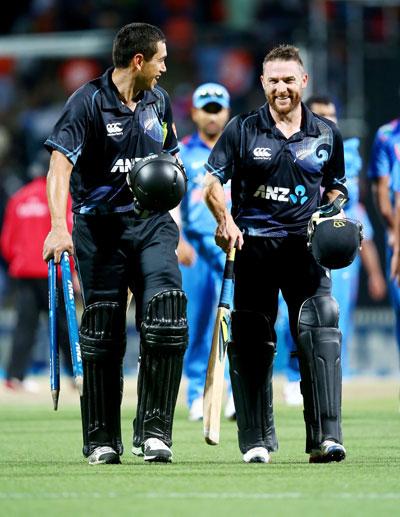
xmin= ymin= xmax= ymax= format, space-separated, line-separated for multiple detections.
xmin=321 ymin=123 xmax=348 ymax=198
xmin=161 ymin=89 xmax=179 ymax=155
xmin=44 ymin=87 xmax=92 ymax=165
xmin=205 ymin=116 xmax=241 ymax=184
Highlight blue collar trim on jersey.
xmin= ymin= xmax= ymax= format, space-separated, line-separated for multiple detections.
xmin=99 ymin=67 xmax=159 ymax=111
xmin=259 ymin=102 xmax=320 ymax=137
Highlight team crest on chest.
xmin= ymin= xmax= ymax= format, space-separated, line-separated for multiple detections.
xmin=106 ymin=122 xmax=123 ymax=136
xmin=252 ymin=147 xmax=272 ymax=160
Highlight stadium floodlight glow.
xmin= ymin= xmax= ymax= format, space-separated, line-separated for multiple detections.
xmin=0 ymin=30 xmax=113 ymax=58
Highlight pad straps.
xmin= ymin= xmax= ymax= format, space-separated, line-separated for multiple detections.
xmin=79 ymin=302 xmax=126 ymax=456
xmin=297 ymin=296 xmax=343 ymax=451
xmin=133 ymin=290 xmax=188 ymax=448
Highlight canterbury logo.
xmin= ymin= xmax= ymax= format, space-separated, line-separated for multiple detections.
xmin=106 ymin=122 xmax=123 ymax=136
xmin=253 ymin=147 xmax=272 ymax=159
xmin=333 ymin=220 xmax=346 ymax=228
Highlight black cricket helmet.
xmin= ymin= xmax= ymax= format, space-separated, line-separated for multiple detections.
xmin=127 ymin=152 xmax=187 ymax=211
xmin=308 ymin=217 xmax=363 ymax=270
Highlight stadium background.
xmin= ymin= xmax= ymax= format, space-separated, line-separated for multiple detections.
xmin=0 ymin=0 xmax=398 ymax=377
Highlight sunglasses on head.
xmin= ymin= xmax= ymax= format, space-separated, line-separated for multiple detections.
xmin=196 ymin=88 xmax=226 ymax=99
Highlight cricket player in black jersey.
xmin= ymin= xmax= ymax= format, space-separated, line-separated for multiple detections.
xmin=204 ymin=45 xmax=348 ymax=464
xmin=43 ymin=23 xmax=188 ymax=465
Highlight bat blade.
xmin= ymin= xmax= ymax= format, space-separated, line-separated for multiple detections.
xmin=203 ymin=306 xmax=231 ymax=445
xmin=127 ymin=289 xmax=133 ymax=314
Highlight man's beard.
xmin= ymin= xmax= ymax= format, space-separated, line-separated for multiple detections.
xmin=268 ymin=92 xmax=301 ymax=114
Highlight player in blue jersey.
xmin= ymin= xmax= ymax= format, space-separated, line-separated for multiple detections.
xmin=390 ymin=158 xmax=400 ymax=407
xmin=279 ymin=96 xmax=386 ymax=405
xmin=204 ymin=45 xmax=348 ymax=464
xmin=390 ymin=159 xmax=400 ymax=283
xmin=176 ymin=83 xmax=232 ymax=421
xmin=43 ymin=23 xmax=188 ymax=465
xmin=369 ymin=116 xmax=400 ymax=359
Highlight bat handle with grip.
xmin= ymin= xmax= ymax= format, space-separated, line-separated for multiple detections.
xmin=219 ymin=248 xmax=236 ymax=308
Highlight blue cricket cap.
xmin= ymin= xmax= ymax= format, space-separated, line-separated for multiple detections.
xmin=192 ymin=82 xmax=230 ymax=109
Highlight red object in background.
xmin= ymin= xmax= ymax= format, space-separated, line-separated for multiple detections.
xmin=59 ymin=58 xmax=101 ymax=95
xmin=210 ymin=0 xmax=226 ymax=22
xmin=0 ymin=57 xmax=15 ymax=76
xmin=218 ymin=49 xmax=254 ymax=96
xmin=164 ymin=0 xmax=194 ymax=10
xmin=0 ymin=177 xmax=73 ymax=279
xmin=164 ymin=16 xmax=195 ymax=49
xmin=366 ymin=8 xmax=385 ymax=42
xmin=325 ymin=0 xmax=336 ymax=19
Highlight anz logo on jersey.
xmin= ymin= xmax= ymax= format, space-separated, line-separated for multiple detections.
xmin=110 ymin=158 xmax=140 ymax=173
xmin=254 ymin=184 xmax=309 ymax=204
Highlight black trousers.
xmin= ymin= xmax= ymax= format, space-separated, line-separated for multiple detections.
xmin=73 ymin=211 xmax=184 ymax=455
xmin=6 ymin=278 xmax=73 ymax=380
xmin=73 ymin=211 xmax=182 ymax=324
xmin=234 ymin=235 xmax=332 ymax=342
xmin=232 ymin=235 xmax=341 ymax=453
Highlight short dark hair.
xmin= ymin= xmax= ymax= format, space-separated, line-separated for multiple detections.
xmin=263 ymin=44 xmax=304 ymax=68
xmin=112 ymin=23 xmax=166 ymax=68
xmin=305 ymin=95 xmax=334 ymax=109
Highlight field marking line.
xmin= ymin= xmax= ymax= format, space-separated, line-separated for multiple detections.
xmin=0 ymin=491 xmax=400 ymax=500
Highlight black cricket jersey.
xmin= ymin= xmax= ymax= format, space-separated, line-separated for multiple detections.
xmin=45 ymin=68 xmax=179 ymax=215
xmin=206 ymin=103 xmax=347 ymax=237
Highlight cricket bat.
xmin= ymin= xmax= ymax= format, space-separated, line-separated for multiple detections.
xmin=127 ymin=288 xmax=133 ymax=314
xmin=203 ymin=247 xmax=236 ymax=445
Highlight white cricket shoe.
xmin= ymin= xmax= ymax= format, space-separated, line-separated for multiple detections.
xmin=142 ymin=438 xmax=172 ymax=463
xmin=22 ymin=379 xmax=40 ymax=393
xmin=188 ymin=396 xmax=203 ymax=421
xmin=309 ymin=440 xmax=346 ymax=463
xmin=224 ymin=393 xmax=236 ymax=420
xmin=88 ymin=446 xmax=120 ymax=465
xmin=4 ymin=378 xmax=40 ymax=394
xmin=283 ymin=381 xmax=303 ymax=406
xmin=131 ymin=444 xmax=144 ymax=457
xmin=243 ymin=447 xmax=270 ymax=463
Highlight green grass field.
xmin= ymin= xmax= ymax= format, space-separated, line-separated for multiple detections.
xmin=1 ymin=378 xmax=399 ymax=516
